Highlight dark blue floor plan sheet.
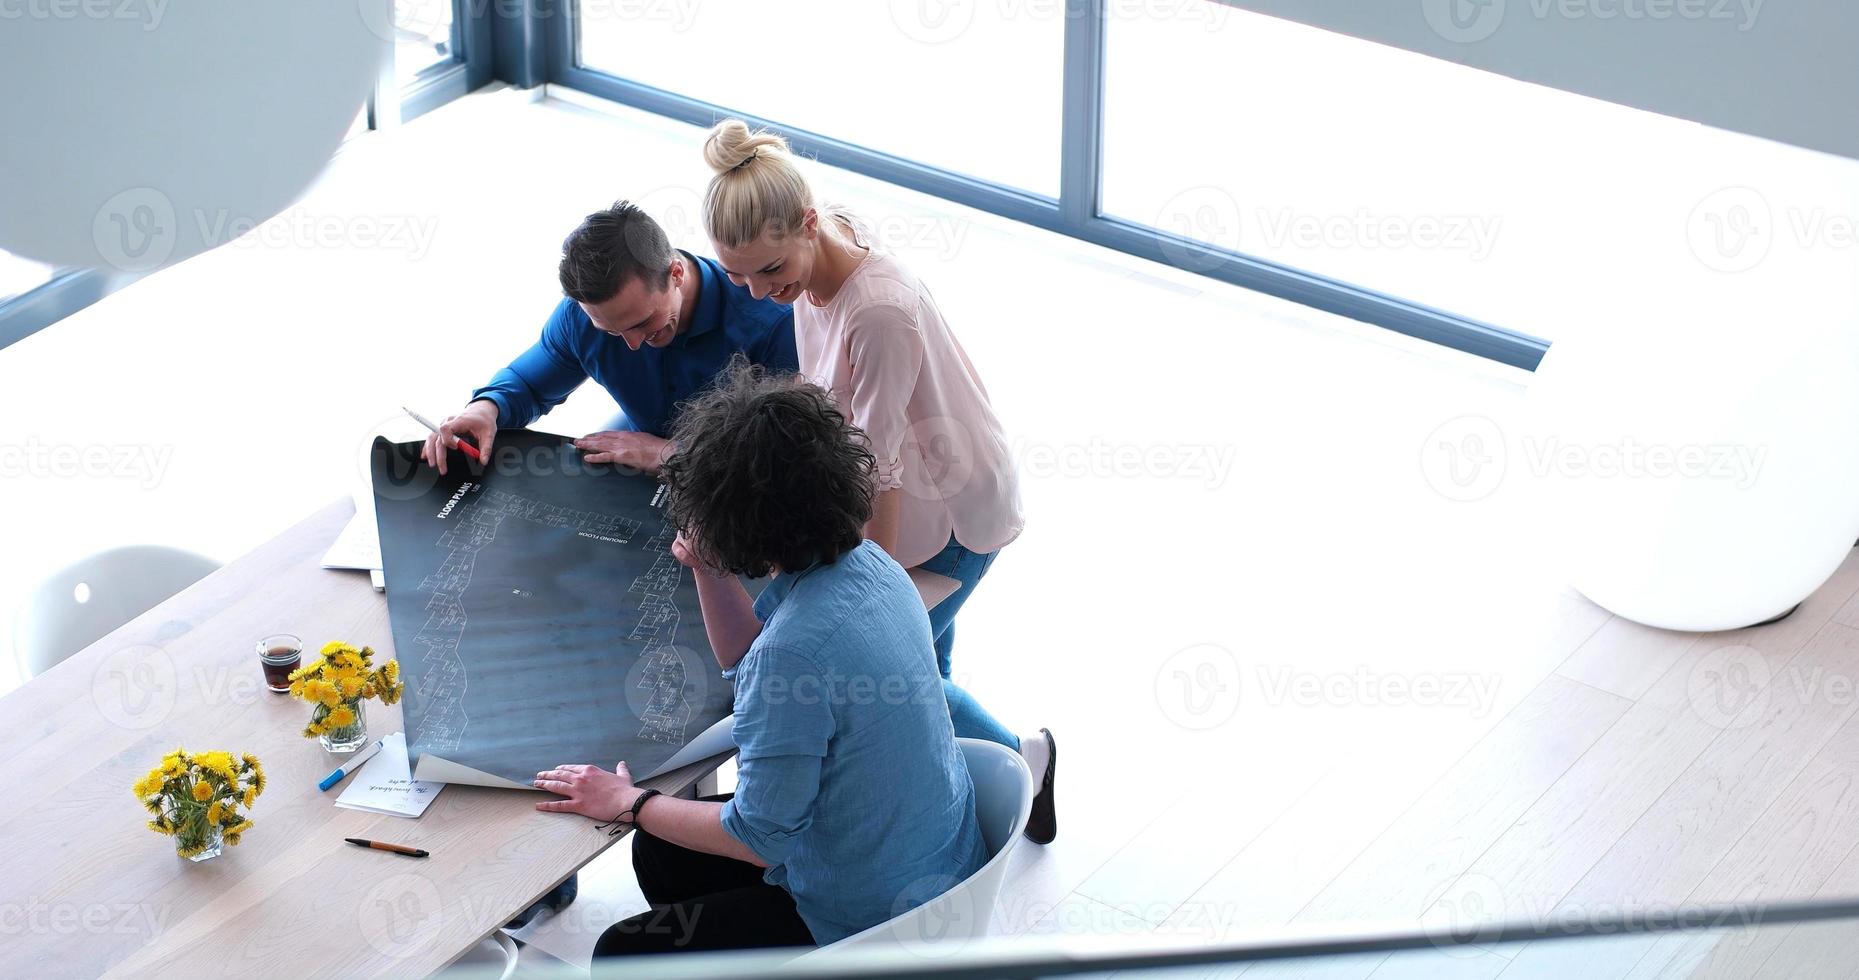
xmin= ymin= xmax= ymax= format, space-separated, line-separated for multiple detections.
xmin=369 ymin=430 xmax=732 ymax=787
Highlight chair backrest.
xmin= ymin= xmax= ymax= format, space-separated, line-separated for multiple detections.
xmin=812 ymin=738 xmax=1035 ymax=956
xmin=440 ymin=932 xmax=519 ymax=980
xmin=963 ymin=737 xmax=1035 ymax=857
xmin=13 ymin=545 xmax=219 ymax=679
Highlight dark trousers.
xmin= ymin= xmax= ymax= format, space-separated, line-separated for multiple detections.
xmin=592 ymin=795 xmax=816 ymax=961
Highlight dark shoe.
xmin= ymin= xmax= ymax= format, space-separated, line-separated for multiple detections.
xmin=1023 ymin=728 xmax=1057 ymax=844
xmin=507 ymin=872 xmax=578 ymax=929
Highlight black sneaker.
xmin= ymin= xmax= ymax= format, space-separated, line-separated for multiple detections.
xmin=507 ymin=872 xmax=578 ymax=929
xmin=1024 ymin=729 xmax=1057 ymax=845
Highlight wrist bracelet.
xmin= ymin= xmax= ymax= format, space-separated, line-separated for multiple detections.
xmin=626 ymin=789 xmax=662 ymax=825
xmin=594 ymin=789 xmax=661 ymax=837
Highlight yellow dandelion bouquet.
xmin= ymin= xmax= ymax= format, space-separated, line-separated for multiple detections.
xmin=289 ymin=641 xmax=403 ymax=752
xmin=133 ymin=748 xmax=265 ymax=861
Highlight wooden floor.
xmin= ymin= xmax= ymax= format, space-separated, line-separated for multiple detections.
xmin=1220 ymin=551 xmax=1859 ymax=979
xmin=1006 ymin=554 xmax=1859 ymax=980
xmin=8 ymin=88 xmax=1859 ymax=977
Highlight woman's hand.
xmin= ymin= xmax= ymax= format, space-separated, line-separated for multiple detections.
xmin=533 ymin=762 xmax=640 ymax=820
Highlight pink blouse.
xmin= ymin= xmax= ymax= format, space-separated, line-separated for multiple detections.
xmin=794 ymin=216 xmax=1024 ymax=569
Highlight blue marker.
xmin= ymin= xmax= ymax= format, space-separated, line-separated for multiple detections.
xmin=319 ymin=737 xmax=387 ymax=791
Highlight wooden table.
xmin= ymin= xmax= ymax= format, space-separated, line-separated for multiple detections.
xmin=0 ymin=499 xmax=730 ymax=978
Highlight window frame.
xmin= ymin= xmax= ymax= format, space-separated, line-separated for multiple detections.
xmin=0 ymin=269 xmax=113 ymax=350
xmin=396 ymin=0 xmax=496 ymax=124
xmin=544 ymin=0 xmax=1549 ymax=370
xmin=1 ymin=0 xmax=1553 ymax=369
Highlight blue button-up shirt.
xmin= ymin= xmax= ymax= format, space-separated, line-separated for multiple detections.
xmin=721 ymin=541 xmax=989 ymax=944
xmin=469 ymin=252 xmax=797 ymax=437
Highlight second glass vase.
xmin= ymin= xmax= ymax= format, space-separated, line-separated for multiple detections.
xmin=318 ymin=698 xmax=369 ymax=753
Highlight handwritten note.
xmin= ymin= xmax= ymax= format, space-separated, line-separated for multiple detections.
xmin=334 ymin=732 xmax=443 ymax=818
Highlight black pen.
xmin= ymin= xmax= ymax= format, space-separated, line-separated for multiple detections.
xmin=345 ymin=837 xmax=429 ymax=858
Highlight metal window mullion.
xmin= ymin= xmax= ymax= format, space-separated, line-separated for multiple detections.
xmin=1058 ymin=0 xmax=1106 ymax=229
xmin=369 ymin=0 xmax=401 ymax=131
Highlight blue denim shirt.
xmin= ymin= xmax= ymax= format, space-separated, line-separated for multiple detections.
xmin=720 ymin=541 xmax=988 ymax=944
xmin=470 ymin=251 xmax=797 ymax=437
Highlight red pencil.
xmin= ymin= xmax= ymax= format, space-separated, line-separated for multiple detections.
xmin=404 ymin=406 xmax=484 ymax=461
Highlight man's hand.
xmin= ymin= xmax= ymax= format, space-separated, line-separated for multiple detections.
xmin=678 ymin=531 xmax=760 ymax=670
xmin=671 ymin=531 xmax=701 ymax=568
xmin=574 ymin=431 xmax=671 ymax=474
xmin=671 ymin=531 xmax=727 ymax=578
xmin=419 ymin=400 xmax=498 ymax=476
xmin=533 ymin=762 xmax=640 ymax=821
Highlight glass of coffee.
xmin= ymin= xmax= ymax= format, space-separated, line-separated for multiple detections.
xmin=257 ymin=634 xmax=302 ymax=693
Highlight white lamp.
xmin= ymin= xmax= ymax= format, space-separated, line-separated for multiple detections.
xmin=0 ymin=1 xmax=385 ymax=273
xmin=1527 ymin=262 xmax=1859 ymax=632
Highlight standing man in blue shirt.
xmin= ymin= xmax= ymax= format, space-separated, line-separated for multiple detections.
xmin=419 ymin=202 xmax=795 ymax=928
xmin=420 ymin=200 xmax=797 ymax=474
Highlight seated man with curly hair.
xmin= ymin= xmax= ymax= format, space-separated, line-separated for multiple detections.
xmin=531 ymin=357 xmax=988 ymax=957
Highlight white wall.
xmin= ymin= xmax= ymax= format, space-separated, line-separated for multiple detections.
xmin=1220 ymin=0 xmax=1859 ymax=161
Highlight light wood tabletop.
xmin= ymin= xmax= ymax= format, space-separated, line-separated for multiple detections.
xmin=0 ymin=498 xmax=731 ymax=978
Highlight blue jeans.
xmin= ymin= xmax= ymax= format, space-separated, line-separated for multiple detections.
xmin=917 ymin=536 xmax=1019 ymax=751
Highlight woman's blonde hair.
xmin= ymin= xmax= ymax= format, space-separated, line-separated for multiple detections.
xmin=701 ymin=119 xmax=816 ymax=250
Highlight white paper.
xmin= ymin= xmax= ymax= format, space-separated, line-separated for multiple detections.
xmin=335 ymin=732 xmax=445 ymax=818
xmin=322 ymin=508 xmax=383 ymax=571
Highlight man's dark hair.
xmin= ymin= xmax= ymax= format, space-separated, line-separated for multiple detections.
xmin=662 ymin=358 xmax=875 ymax=578
xmin=558 ymin=201 xmax=675 ymax=304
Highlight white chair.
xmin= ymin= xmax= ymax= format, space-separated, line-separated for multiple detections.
xmin=12 ymin=545 xmax=219 ymax=679
xmin=439 ymin=931 xmax=519 ymax=979
xmin=811 ymin=738 xmax=1035 ymax=957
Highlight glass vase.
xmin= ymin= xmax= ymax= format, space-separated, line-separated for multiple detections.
xmin=319 ymin=698 xmax=369 ymax=753
xmin=179 ymin=823 xmax=223 ymax=862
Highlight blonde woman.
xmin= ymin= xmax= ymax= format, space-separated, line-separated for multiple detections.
xmin=698 ymin=120 xmax=1055 ymax=844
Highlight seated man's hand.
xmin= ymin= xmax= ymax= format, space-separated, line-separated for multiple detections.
xmin=420 ymin=400 xmax=498 ymax=476
xmin=574 ymin=430 xmax=671 ymax=474
xmin=670 ymin=531 xmax=700 ymax=568
xmin=533 ymin=762 xmax=641 ymax=821
xmin=671 ymin=531 xmax=727 ymax=578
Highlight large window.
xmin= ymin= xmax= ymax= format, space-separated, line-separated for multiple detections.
xmin=557 ymin=0 xmax=1858 ymax=367
xmin=559 ymin=0 xmax=1553 ymax=366
xmin=576 ymin=0 xmax=1064 ymax=196
xmin=1099 ymin=6 xmax=1849 ymax=350
xmin=10 ymin=1 xmax=1835 ymax=365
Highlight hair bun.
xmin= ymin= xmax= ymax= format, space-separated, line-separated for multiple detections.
xmin=703 ymin=119 xmax=791 ymax=176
